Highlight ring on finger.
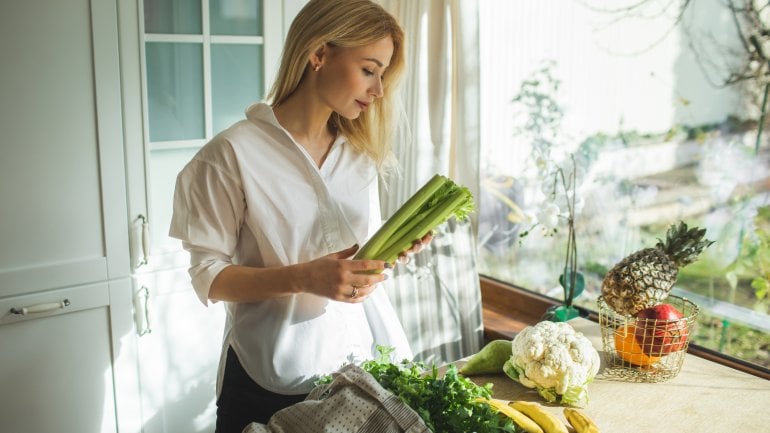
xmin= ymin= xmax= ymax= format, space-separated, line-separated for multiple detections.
xmin=350 ymin=285 xmax=360 ymax=299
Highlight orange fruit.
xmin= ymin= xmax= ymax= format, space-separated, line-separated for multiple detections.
xmin=614 ymin=324 xmax=662 ymax=366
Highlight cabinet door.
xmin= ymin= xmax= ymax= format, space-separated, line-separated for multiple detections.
xmin=0 ymin=283 xmax=119 ymax=433
xmin=116 ymin=2 xmax=290 ymax=431
xmin=0 ymin=0 xmax=129 ymax=298
xmin=133 ymin=269 xmax=226 ymax=433
xmin=121 ymin=0 xmax=284 ymax=273
xmin=0 ymin=1 xmax=141 ymax=431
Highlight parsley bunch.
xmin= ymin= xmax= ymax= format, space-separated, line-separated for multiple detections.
xmin=321 ymin=346 xmax=518 ymax=432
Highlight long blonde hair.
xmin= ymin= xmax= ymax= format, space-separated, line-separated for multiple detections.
xmin=267 ymin=0 xmax=405 ymax=169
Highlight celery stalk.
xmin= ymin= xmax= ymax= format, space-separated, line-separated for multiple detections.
xmin=355 ymin=174 xmax=448 ymax=260
xmin=376 ymin=187 xmax=473 ymax=263
xmin=373 ymin=183 xmax=468 ymax=249
xmin=355 ymin=174 xmax=475 ymax=263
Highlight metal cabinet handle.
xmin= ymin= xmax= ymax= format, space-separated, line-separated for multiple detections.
xmin=10 ymin=299 xmax=70 ymax=315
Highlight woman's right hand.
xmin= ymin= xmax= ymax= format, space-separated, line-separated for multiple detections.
xmin=296 ymin=244 xmax=390 ymax=303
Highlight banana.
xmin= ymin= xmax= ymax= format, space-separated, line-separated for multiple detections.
xmin=563 ymin=407 xmax=600 ymax=433
xmin=474 ymin=398 xmax=544 ymax=433
xmin=509 ymin=401 xmax=569 ymax=433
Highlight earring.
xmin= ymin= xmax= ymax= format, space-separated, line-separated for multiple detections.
xmin=313 ymin=64 xmax=320 ymax=72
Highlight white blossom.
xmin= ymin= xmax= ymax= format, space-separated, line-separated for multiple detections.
xmin=536 ymin=202 xmax=562 ymax=230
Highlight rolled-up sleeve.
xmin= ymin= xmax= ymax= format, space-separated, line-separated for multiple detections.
xmin=169 ymin=148 xmax=245 ymax=306
xmin=185 ymin=245 xmax=233 ymax=305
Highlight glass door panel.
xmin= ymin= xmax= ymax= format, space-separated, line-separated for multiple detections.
xmin=138 ymin=0 xmax=267 ymax=271
xmin=211 ymin=44 xmax=264 ymax=134
xmin=143 ymin=0 xmax=202 ymax=34
xmin=210 ymin=0 xmax=263 ymax=35
xmin=145 ymin=42 xmax=205 ymax=142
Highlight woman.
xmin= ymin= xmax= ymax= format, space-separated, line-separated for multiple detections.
xmin=169 ymin=0 xmax=427 ymax=431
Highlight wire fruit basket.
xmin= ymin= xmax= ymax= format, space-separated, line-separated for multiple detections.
xmin=598 ymin=295 xmax=698 ymax=382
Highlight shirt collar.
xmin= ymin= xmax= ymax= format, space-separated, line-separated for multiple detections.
xmin=245 ymin=102 xmax=281 ymax=127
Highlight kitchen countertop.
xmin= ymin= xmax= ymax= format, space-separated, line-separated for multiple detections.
xmin=454 ymin=318 xmax=770 ymax=432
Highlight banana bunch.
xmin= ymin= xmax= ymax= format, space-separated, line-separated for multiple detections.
xmin=475 ymin=398 xmax=600 ymax=433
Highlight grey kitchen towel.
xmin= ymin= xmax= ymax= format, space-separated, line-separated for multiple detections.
xmin=243 ymin=363 xmax=430 ymax=433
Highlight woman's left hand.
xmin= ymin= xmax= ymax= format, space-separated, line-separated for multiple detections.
xmin=396 ymin=231 xmax=433 ymax=264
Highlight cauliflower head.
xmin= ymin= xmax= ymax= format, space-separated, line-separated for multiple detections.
xmin=503 ymin=321 xmax=600 ymax=407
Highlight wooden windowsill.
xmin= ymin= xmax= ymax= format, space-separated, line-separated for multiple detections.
xmin=480 ymin=276 xmax=553 ymax=341
xmin=480 ymin=275 xmax=597 ymax=341
xmin=479 ymin=274 xmax=770 ymax=381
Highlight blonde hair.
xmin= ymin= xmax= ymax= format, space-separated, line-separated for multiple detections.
xmin=267 ymin=0 xmax=405 ymax=169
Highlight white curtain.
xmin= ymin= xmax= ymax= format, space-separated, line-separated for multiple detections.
xmin=377 ymin=0 xmax=483 ymax=365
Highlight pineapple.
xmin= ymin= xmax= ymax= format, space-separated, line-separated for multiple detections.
xmin=601 ymin=222 xmax=714 ymax=316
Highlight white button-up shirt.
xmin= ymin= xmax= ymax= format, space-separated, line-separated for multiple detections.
xmin=169 ymin=103 xmax=412 ymax=395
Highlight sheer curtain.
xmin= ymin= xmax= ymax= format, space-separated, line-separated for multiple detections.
xmin=377 ymin=0 xmax=483 ymax=365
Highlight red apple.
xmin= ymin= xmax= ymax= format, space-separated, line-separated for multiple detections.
xmin=634 ymin=304 xmax=689 ymax=356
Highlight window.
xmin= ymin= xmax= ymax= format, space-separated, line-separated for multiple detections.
xmin=477 ymin=0 xmax=770 ymax=371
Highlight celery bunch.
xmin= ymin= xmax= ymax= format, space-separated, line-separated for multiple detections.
xmin=355 ymin=174 xmax=475 ymax=263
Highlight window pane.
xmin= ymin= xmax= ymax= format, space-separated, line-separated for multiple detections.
xmin=477 ymin=0 xmax=770 ymax=369
xmin=210 ymin=0 xmax=262 ymax=36
xmin=211 ymin=44 xmax=264 ymax=134
xmin=146 ymin=42 xmax=205 ymax=142
xmin=143 ymin=0 xmax=202 ymax=34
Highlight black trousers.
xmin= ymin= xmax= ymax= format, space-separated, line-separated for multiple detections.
xmin=215 ymin=346 xmax=308 ymax=433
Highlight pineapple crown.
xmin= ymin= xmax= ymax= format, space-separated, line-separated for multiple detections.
xmin=656 ymin=221 xmax=715 ymax=267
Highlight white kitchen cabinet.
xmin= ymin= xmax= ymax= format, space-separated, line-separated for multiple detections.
xmin=0 ymin=282 xmax=129 ymax=433
xmin=0 ymin=0 xmax=129 ymax=297
xmin=0 ymin=0 xmax=139 ymax=432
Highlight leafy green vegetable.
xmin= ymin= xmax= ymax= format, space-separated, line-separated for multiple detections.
xmin=317 ymin=346 xmax=517 ymax=432
xmin=355 ymin=174 xmax=475 ymax=263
